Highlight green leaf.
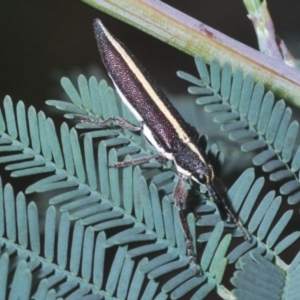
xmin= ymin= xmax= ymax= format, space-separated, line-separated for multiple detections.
xmin=201 ymin=222 xmax=224 ymax=271
xmin=195 ymin=55 xmax=210 ymax=85
xmin=231 ymin=253 xmax=285 ymax=300
xmin=220 ymin=62 xmax=232 ymax=100
xmin=106 ymin=245 xmax=127 ymax=295
xmin=210 ymin=58 xmax=221 ymax=93
xmin=4 ymin=96 xmax=18 ymax=139
xmin=61 ymin=77 xmax=82 ymax=106
xmin=230 ymin=68 xmax=243 ymax=109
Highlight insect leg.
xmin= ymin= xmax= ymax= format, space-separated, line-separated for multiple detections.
xmin=206 ymin=182 xmax=250 ymax=242
xmin=173 ymin=176 xmax=200 ymax=275
xmin=75 ymin=115 xmax=142 ymax=131
xmin=108 ymin=154 xmax=167 ymax=168
xmin=75 ymin=115 xmax=168 ymax=168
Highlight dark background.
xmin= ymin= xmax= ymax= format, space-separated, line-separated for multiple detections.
xmin=1 ymin=0 xmax=299 ymax=113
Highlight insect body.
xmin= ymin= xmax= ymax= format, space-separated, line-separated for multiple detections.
xmin=90 ymin=19 xmax=248 ymax=273
xmin=93 ymin=20 xmax=217 ymax=190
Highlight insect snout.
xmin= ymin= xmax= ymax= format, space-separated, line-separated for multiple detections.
xmin=193 ymin=163 xmax=214 ymax=185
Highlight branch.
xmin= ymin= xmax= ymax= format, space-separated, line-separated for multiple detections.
xmin=82 ymin=0 xmax=300 ymax=108
xmin=243 ymin=0 xmax=298 ymax=67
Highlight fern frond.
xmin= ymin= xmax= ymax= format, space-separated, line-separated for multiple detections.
xmin=50 ymin=74 xmax=288 ymax=299
xmin=230 ymin=251 xmax=290 ymax=300
xmin=196 ymin=165 xmax=300 ymax=298
xmin=178 ymin=55 xmax=300 ymax=206
xmin=2 ymin=70 xmax=300 ymax=298
xmin=0 ymin=76 xmax=235 ymax=298
xmin=0 ymin=183 xmax=110 ymax=298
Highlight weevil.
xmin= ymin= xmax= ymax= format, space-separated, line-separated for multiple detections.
xmin=77 ymin=19 xmax=249 ymax=274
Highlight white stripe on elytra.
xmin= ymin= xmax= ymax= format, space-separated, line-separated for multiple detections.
xmin=113 ymin=81 xmax=174 ymax=161
xmin=98 ymin=20 xmax=206 ymax=164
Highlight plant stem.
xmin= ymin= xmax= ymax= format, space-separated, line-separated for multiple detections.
xmin=243 ymin=0 xmax=298 ymax=67
xmin=82 ymin=0 xmax=300 ymax=108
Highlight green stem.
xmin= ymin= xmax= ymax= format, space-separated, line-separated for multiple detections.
xmin=243 ymin=0 xmax=298 ymax=66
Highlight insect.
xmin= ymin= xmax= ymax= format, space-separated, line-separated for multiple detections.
xmin=79 ymin=19 xmax=249 ymax=274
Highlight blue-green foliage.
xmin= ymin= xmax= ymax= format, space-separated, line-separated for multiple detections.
xmin=178 ymin=56 xmax=300 ymax=299
xmin=0 ymin=58 xmax=299 ymax=299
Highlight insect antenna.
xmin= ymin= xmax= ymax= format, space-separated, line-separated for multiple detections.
xmin=208 ymin=179 xmax=250 ymax=242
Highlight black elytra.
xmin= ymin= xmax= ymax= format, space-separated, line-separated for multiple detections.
xmin=90 ymin=19 xmax=250 ymax=274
